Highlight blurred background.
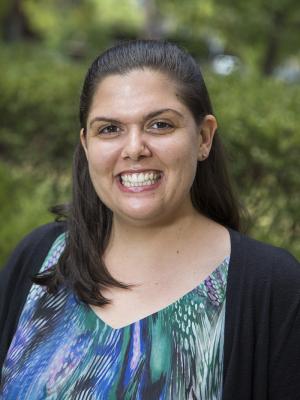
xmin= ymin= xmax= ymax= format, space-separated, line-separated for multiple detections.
xmin=0 ymin=0 xmax=299 ymax=266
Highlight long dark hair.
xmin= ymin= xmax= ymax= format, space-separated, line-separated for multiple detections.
xmin=34 ymin=40 xmax=243 ymax=306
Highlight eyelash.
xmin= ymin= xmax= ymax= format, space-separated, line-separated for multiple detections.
xmin=97 ymin=120 xmax=174 ymax=136
xmin=149 ymin=121 xmax=173 ymax=131
xmin=98 ymin=125 xmax=121 ymax=135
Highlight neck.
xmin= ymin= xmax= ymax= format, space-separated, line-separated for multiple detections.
xmin=110 ymin=207 xmax=202 ymax=247
xmin=103 ymin=208 xmax=214 ymax=282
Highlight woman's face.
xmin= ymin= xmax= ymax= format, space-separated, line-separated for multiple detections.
xmin=81 ymin=68 xmax=216 ymax=226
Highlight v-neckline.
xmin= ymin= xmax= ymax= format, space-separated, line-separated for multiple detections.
xmin=85 ymin=254 xmax=230 ymax=331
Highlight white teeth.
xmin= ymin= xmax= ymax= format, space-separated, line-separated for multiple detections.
xmin=138 ymin=173 xmax=144 ymax=182
xmin=120 ymin=171 xmax=161 ymax=187
xmin=123 ymin=180 xmax=155 ymax=188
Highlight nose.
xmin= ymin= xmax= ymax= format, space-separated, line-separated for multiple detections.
xmin=121 ymin=128 xmax=151 ymax=161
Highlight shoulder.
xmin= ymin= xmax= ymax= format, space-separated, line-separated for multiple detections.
xmin=2 ymin=222 xmax=66 ymax=266
xmin=0 ymin=222 xmax=66 ymax=371
xmin=8 ymin=222 xmax=66 ymax=261
xmin=0 ymin=221 xmax=66 ymax=295
xmin=229 ymin=227 xmax=299 ymax=268
xmin=228 ymin=228 xmax=300 ymax=292
xmin=0 ymin=221 xmax=67 ymax=313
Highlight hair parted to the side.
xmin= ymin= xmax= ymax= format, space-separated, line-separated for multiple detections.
xmin=33 ymin=39 xmax=244 ymax=306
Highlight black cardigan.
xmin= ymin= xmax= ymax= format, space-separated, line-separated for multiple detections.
xmin=1 ymin=222 xmax=300 ymax=400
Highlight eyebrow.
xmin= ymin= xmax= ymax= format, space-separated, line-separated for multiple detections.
xmin=89 ymin=108 xmax=184 ymax=128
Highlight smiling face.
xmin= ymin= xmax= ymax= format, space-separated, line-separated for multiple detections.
xmin=81 ymin=68 xmax=216 ymax=226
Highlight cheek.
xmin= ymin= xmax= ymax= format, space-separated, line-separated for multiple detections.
xmin=165 ymin=140 xmax=199 ymax=194
xmin=87 ymin=142 xmax=119 ymax=176
xmin=86 ymin=148 xmax=116 ymax=204
xmin=162 ymin=139 xmax=198 ymax=173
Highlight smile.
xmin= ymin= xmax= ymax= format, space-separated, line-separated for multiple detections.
xmin=119 ymin=171 xmax=162 ymax=188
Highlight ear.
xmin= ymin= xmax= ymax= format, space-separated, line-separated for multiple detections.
xmin=80 ymin=128 xmax=88 ymax=157
xmin=197 ymin=114 xmax=217 ymax=161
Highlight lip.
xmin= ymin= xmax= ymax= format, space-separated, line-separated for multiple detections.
xmin=116 ymin=168 xmax=163 ymax=177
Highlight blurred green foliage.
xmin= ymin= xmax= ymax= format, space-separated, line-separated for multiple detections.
xmin=0 ymin=0 xmax=299 ymax=266
xmin=208 ymin=73 xmax=300 ymax=255
xmin=0 ymin=44 xmax=82 ymax=169
xmin=0 ymin=160 xmax=71 ymax=263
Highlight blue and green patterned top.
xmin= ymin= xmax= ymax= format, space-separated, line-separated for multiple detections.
xmin=1 ymin=234 xmax=229 ymax=399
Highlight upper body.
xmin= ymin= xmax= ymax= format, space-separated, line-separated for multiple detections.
xmin=1 ymin=40 xmax=299 ymax=399
xmin=1 ymin=222 xmax=300 ymax=400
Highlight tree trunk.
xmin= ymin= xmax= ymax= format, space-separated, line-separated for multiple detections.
xmin=262 ymin=10 xmax=286 ymax=76
xmin=2 ymin=0 xmax=37 ymax=42
xmin=141 ymin=0 xmax=164 ymax=39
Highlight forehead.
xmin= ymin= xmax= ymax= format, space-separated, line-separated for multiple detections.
xmin=88 ymin=69 xmax=190 ymax=122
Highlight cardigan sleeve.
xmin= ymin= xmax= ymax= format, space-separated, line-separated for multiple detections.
xmin=223 ymin=229 xmax=300 ymax=400
xmin=268 ymin=249 xmax=300 ymax=399
xmin=0 ymin=222 xmax=66 ymax=373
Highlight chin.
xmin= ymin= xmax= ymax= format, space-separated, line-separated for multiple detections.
xmin=114 ymin=206 xmax=166 ymax=225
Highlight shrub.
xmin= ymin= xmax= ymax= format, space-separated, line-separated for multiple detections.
xmin=207 ymin=72 xmax=300 ymax=257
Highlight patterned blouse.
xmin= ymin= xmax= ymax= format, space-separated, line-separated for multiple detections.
xmin=1 ymin=234 xmax=229 ymax=400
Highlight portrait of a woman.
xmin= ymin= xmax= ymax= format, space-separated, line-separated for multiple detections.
xmin=1 ymin=40 xmax=299 ymax=400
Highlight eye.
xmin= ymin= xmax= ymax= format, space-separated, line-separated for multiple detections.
xmin=149 ymin=121 xmax=174 ymax=131
xmin=98 ymin=124 xmax=121 ymax=135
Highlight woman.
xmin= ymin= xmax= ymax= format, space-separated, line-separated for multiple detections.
xmin=0 ymin=40 xmax=299 ymax=400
